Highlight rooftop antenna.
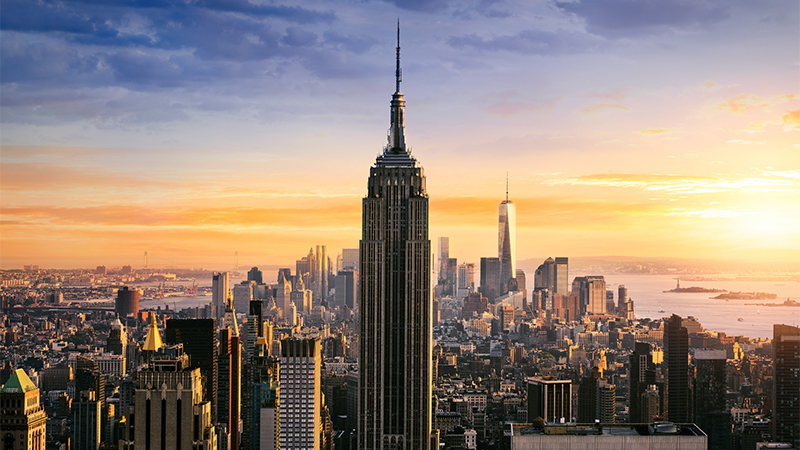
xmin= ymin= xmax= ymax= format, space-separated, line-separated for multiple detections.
xmin=395 ymin=18 xmax=402 ymax=93
xmin=505 ymin=172 xmax=509 ymax=202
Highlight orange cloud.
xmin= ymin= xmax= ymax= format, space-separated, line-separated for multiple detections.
xmin=638 ymin=128 xmax=672 ymax=135
xmin=580 ymin=103 xmax=630 ymax=115
xmin=781 ymin=109 xmax=800 ymax=129
xmin=717 ymin=94 xmax=795 ymax=114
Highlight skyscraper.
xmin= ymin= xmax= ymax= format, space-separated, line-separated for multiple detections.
xmin=116 ymin=286 xmax=140 ymax=318
xmin=165 ymin=319 xmax=218 ymax=421
xmin=359 ymin=24 xmax=434 ymax=450
xmin=498 ymin=184 xmax=516 ymax=293
xmin=438 ymin=237 xmax=449 ymax=285
xmin=527 ymin=378 xmax=572 ymax=423
xmin=629 ymin=342 xmax=657 ymax=423
xmin=280 ymin=337 xmax=322 ymax=450
xmin=212 ymin=272 xmax=229 ymax=323
xmin=1 ymin=369 xmax=47 ymax=450
xmin=773 ymin=324 xmax=800 ymax=447
xmin=479 ymin=257 xmax=501 ymax=302
xmin=664 ymin=314 xmax=690 ymax=423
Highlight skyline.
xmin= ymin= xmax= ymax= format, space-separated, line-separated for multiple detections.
xmin=1 ymin=0 xmax=799 ymax=269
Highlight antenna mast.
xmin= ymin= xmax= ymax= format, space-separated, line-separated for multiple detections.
xmin=395 ymin=19 xmax=402 ymax=93
xmin=506 ymin=172 xmax=509 ymax=202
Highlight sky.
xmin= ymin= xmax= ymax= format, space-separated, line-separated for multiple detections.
xmin=1 ymin=0 xmax=799 ymax=270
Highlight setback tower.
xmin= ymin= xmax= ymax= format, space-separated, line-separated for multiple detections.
xmin=359 ymin=23 xmax=434 ymax=450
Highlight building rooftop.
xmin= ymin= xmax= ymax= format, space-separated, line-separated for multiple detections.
xmin=1 ymin=368 xmax=38 ymax=393
xmin=511 ymin=422 xmax=707 ymax=437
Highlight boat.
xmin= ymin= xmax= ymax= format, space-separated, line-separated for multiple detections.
xmin=658 ymin=310 xmax=665 ymax=313
xmin=738 ymin=318 xmax=744 ymax=322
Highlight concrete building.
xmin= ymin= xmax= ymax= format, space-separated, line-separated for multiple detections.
xmin=509 ymin=422 xmax=707 ymax=450
xmin=1 ymin=369 xmax=47 ymax=450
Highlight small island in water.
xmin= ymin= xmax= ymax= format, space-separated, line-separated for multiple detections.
xmin=663 ymin=279 xmax=726 ymax=293
xmin=712 ymin=291 xmax=778 ymax=300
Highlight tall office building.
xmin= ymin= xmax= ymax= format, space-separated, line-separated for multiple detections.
xmin=280 ymin=337 xmax=322 ymax=450
xmin=213 ymin=272 xmax=230 ymax=323
xmin=617 ymin=285 xmax=628 ymax=313
xmin=133 ymin=345 xmax=216 ymax=450
xmin=218 ymin=294 xmax=241 ymax=450
xmin=572 ymin=276 xmax=606 ymax=316
xmin=438 ymin=237 xmax=449 ymax=285
xmin=498 ymin=188 xmax=516 ymax=294
xmin=116 ymin=287 xmax=140 ymax=318
xmin=693 ymin=349 xmax=730 ymax=450
xmin=773 ymin=324 xmax=800 ymax=448
xmin=248 ymin=267 xmax=263 ymax=284
xmin=341 ymin=248 xmax=359 ymax=270
xmin=479 ymin=257 xmax=501 ymax=302
xmin=664 ymin=314 xmax=690 ymax=423
xmin=553 ymin=257 xmax=568 ymax=295
xmin=457 ymin=263 xmax=475 ymax=292
xmin=242 ymin=339 xmax=279 ymax=450
xmin=107 ymin=315 xmax=128 ymax=356
xmin=334 ymin=270 xmax=357 ymax=310
xmin=165 ymin=319 xmax=218 ymax=422
xmin=359 ymin=25 xmax=434 ymax=450
xmin=629 ymin=342 xmax=657 ymax=423
xmin=1 ymin=369 xmax=47 ymax=450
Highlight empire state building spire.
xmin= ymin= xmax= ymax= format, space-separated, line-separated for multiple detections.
xmin=379 ymin=20 xmax=414 ymax=165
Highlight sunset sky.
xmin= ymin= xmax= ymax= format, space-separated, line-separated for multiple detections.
xmin=1 ymin=0 xmax=798 ymax=270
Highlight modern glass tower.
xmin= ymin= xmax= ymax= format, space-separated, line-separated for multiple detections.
xmin=498 ymin=183 xmax=516 ymax=293
xmin=359 ymin=23 xmax=433 ymax=450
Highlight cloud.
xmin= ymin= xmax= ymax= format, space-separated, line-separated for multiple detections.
xmin=580 ymin=103 xmax=630 ymax=115
xmin=716 ymin=94 xmax=795 ymax=114
xmin=448 ymin=29 xmax=600 ymax=55
xmin=781 ymin=109 xmax=800 ymax=129
xmin=384 ymin=0 xmax=452 ymax=13
xmin=638 ymin=128 xmax=672 ymax=135
xmin=555 ymin=0 xmax=730 ymax=37
xmin=546 ymin=173 xmax=798 ymax=194
xmin=323 ymin=31 xmax=378 ymax=55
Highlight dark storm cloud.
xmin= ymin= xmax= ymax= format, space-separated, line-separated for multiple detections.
xmin=448 ymin=28 xmax=599 ymax=55
xmin=554 ymin=0 xmax=730 ymax=37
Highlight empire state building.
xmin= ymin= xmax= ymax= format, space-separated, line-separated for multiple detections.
xmin=358 ymin=25 xmax=434 ymax=450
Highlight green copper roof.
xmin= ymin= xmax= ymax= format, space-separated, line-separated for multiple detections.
xmin=1 ymin=369 xmax=37 ymax=393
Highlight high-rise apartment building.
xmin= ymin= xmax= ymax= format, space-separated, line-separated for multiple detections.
xmin=773 ymin=324 xmax=800 ymax=448
xmin=280 ymin=337 xmax=322 ymax=450
xmin=212 ymin=272 xmax=229 ymax=323
xmin=359 ymin=26 xmax=434 ymax=450
xmin=498 ymin=191 xmax=516 ymax=294
xmin=107 ymin=315 xmax=127 ymax=356
xmin=165 ymin=319 xmax=218 ymax=422
xmin=248 ymin=267 xmax=263 ymax=284
xmin=664 ymin=314 xmax=690 ymax=423
xmin=1 ymin=369 xmax=47 ymax=450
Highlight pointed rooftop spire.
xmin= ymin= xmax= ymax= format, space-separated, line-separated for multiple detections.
xmin=1 ymin=369 xmax=37 ymax=393
xmin=377 ymin=19 xmax=416 ymax=167
xmin=506 ymin=172 xmax=509 ymax=202
xmin=143 ymin=314 xmax=162 ymax=352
